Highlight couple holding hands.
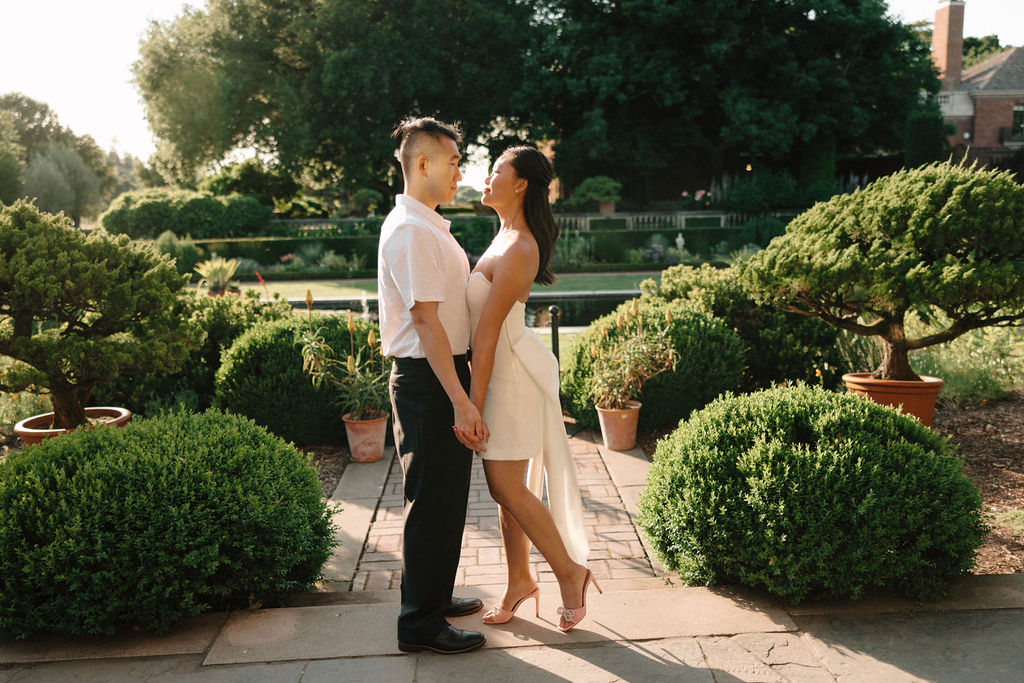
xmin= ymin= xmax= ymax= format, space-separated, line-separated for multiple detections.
xmin=378 ymin=117 xmax=597 ymax=655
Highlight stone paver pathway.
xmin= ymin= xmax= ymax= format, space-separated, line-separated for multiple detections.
xmin=353 ymin=430 xmax=657 ymax=592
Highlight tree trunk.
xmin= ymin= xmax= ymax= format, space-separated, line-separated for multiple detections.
xmin=50 ymin=387 xmax=89 ymax=429
xmin=873 ymin=324 xmax=920 ymax=381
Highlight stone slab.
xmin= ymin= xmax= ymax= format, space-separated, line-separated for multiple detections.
xmin=330 ymin=449 xmax=394 ymax=503
xmin=202 ymin=586 xmax=796 ymax=665
xmin=301 ymin=655 xmax=418 ymax=682
xmin=597 ymin=445 xmax=651 ymax=488
xmin=318 ymin=449 xmax=395 ymax=588
xmin=787 ymin=573 xmax=1024 ymax=617
xmin=1 ymin=655 xmax=306 ymax=683
xmin=0 ymin=613 xmax=227 ymax=664
xmin=797 ymin=608 xmax=1024 ymax=682
xmin=413 ymin=638 xmax=714 ymax=682
xmin=320 ymin=500 xmax=376 ymax=588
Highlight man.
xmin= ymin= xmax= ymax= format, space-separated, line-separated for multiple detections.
xmin=378 ymin=116 xmax=489 ymax=655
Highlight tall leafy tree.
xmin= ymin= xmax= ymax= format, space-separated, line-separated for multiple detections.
xmin=134 ymin=0 xmax=534 ymax=199
xmin=523 ymin=0 xmax=939 ymax=200
xmin=22 ymin=144 xmax=102 ymax=227
xmin=0 ymin=93 xmax=117 ymax=214
xmin=0 ymin=111 xmax=24 ymax=204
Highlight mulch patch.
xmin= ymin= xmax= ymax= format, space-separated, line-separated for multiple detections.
xmin=635 ymin=392 xmax=1024 ymax=576
xmin=306 ymin=443 xmax=351 ymax=498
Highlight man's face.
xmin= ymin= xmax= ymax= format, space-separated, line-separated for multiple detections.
xmin=424 ymin=136 xmax=462 ymax=206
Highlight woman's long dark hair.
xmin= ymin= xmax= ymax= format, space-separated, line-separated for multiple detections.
xmin=504 ymin=146 xmax=560 ymax=285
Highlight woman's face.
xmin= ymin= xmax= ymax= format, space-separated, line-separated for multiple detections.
xmin=481 ymin=155 xmax=525 ymax=209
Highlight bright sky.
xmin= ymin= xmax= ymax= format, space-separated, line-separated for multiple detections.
xmin=1 ymin=1 xmax=1022 ymax=187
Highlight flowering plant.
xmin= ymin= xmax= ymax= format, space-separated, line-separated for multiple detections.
xmin=298 ymin=293 xmax=389 ymax=420
xmin=588 ymin=301 xmax=676 ymax=410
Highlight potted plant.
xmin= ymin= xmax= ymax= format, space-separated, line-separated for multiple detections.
xmin=743 ymin=160 xmax=1024 ymax=426
xmin=298 ymin=295 xmax=390 ymax=462
xmin=573 ymin=176 xmax=623 ymax=215
xmin=194 ymin=256 xmax=240 ymax=296
xmin=1 ymin=200 xmax=200 ymax=443
xmin=588 ymin=304 xmax=675 ymax=450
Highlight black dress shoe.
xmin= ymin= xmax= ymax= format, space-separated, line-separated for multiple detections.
xmin=398 ymin=625 xmax=486 ymax=654
xmin=443 ymin=596 xmax=483 ymax=617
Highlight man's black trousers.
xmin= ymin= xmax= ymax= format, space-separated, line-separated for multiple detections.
xmin=389 ymin=355 xmax=474 ymax=641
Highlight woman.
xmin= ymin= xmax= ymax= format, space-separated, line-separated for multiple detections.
xmin=457 ymin=146 xmax=598 ymax=632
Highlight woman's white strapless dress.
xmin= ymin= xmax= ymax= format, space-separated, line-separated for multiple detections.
xmin=466 ymin=271 xmax=589 ymax=564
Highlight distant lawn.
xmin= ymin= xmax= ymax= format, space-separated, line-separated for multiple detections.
xmin=241 ymin=271 xmax=661 ymax=300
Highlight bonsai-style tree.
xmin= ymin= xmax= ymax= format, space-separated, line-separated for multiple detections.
xmin=0 ymin=200 xmax=201 ymax=428
xmin=742 ymin=160 xmax=1024 ymax=381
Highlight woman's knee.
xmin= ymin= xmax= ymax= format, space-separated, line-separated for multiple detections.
xmin=487 ymin=478 xmax=527 ymax=509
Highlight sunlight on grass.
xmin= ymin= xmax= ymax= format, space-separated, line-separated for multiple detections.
xmin=995 ymin=510 xmax=1024 ymax=538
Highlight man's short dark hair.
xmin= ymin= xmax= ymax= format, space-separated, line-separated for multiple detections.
xmin=392 ymin=117 xmax=463 ymax=173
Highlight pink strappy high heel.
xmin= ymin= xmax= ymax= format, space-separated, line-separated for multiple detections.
xmin=482 ymin=586 xmax=540 ymax=625
xmin=557 ymin=569 xmax=602 ymax=632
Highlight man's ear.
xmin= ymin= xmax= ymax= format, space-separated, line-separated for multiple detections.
xmin=416 ymin=153 xmax=430 ymax=178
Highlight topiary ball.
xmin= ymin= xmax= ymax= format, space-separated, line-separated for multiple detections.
xmin=215 ymin=313 xmax=380 ymax=444
xmin=559 ymin=298 xmax=746 ymax=430
xmin=0 ymin=410 xmax=334 ymax=639
xmin=637 ymin=385 xmax=986 ymax=603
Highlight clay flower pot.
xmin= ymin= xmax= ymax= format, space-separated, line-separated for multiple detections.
xmin=595 ymin=400 xmax=641 ymax=451
xmin=842 ymin=373 xmax=944 ymax=427
xmin=342 ymin=411 xmax=389 ymax=462
xmin=13 ymin=406 xmax=133 ymax=446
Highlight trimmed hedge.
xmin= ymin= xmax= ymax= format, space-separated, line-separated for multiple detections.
xmin=100 ymin=188 xmax=271 ymax=239
xmin=215 ymin=313 xmax=382 ymax=444
xmin=0 ymin=410 xmax=334 ymax=638
xmin=641 ymin=264 xmax=844 ymax=391
xmin=94 ymin=290 xmax=294 ymax=415
xmin=560 ymin=298 xmax=745 ymax=430
xmin=638 ymin=385 xmax=986 ymax=603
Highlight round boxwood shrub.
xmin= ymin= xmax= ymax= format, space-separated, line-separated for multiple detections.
xmin=0 ymin=410 xmax=334 ymax=638
xmin=637 ymin=385 xmax=986 ymax=603
xmin=641 ymin=264 xmax=844 ymax=391
xmin=94 ymin=289 xmax=294 ymax=415
xmin=560 ymin=298 xmax=746 ymax=430
xmin=215 ymin=312 xmax=381 ymax=444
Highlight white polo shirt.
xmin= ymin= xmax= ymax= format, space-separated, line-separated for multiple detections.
xmin=377 ymin=195 xmax=471 ymax=358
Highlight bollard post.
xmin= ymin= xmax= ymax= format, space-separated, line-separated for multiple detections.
xmin=548 ymin=305 xmax=560 ymax=366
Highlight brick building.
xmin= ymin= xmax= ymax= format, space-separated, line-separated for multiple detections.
xmin=933 ymin=1 xmax=1024 ymax=164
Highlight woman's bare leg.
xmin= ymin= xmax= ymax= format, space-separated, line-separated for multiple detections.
xmin=483 ymin=459 xmax=589 ymax=617
xmin=494 ymin=506 xmax=534 ymax=609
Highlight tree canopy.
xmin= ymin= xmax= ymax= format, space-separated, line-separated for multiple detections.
xmin=134 ymin=0 xmax=943 ymax=203
xmin=134 ymin=0 xmax=534 ymax=196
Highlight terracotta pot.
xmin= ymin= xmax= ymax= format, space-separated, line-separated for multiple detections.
xmin=598 ymin=200 xmax=616 ymax=215
xmin=595 ymin=401 xmax=641 ymax=451
xmin=842 ymin=373 xmax=944 ymax=427
xmin=13 ymin=406 xmax=133 ymax=446
xmin=342 ymin=412 xmax=389 ymax=463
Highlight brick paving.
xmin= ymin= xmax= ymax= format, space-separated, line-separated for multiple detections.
xmin=352 ymin=430 xmax=657 ymax=592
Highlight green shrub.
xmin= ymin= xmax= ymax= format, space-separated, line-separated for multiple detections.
xmin=638 ymin=385 xmax=986 ymax=603
xmin=642 ymin=264 xmax=844 ymax=391
xmin=215 ymin=313 xmax=382 ymax=444
xmin=560 ymin=298 xmax=745 ymax=430
xmin=100 ymin=188 xmax=271 ymax=239
xmin=154 ymin=230 xmax=205 ymax=276
xmin=0 ymin=409 xmax=334 ymax=638
xmin=93 ymin=290 xmax=293 ymax=415
xmin=908 ymin=315 xmax=1024 ymax=403
xmin=740 ymin=215 xmax=787 ymax=247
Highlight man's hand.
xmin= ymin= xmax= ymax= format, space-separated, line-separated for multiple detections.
xmin=453 ymin=398 xmax=489 ymax=452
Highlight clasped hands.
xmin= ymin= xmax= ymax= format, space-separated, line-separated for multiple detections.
xmin=452 ymin=399 xmax=489 ymax=452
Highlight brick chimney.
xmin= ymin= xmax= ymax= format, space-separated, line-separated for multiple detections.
xmin=932 ymin=1 xmax=965 ymax=88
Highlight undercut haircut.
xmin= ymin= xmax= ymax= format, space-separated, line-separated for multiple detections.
xmin=391 ymin=117 xmax=464 ymax=174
